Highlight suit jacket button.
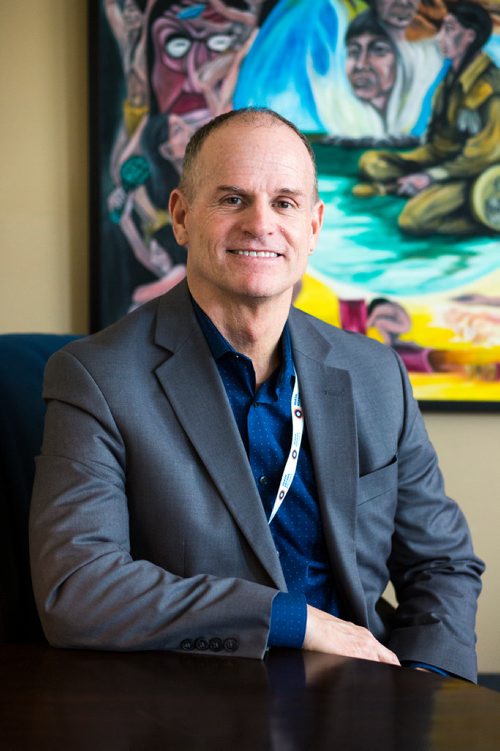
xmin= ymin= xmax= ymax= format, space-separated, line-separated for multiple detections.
xmin=209 ymin=638 xmax=223 ymax=652
xmin=195 ymin=637 xmax=209 ymax=651
xmin=223 ymin=638 xmax=239 ymax=652
xmin=180 ymin=639 xmax=194 ymax=651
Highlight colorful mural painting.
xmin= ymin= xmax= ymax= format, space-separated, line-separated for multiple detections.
xmin=90 ymin=0 xmax=500 ymax=405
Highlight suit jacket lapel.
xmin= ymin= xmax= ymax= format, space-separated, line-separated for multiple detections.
xmin=289 ymin=311 xmax=368 ymax=625
xmin=153 ymin=282 xmax=286 ymax=590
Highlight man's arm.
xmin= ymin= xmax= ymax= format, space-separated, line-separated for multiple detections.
xmin=426 ymin=96 xmax=500 ymax=181
xmin=29 ymin=348 xmax=278 ymax=658
xmin=384 ymin=352 xmax=484 ymax=681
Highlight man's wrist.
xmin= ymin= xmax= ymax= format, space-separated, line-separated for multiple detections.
xmin=267 ymin=592 xmax=307 ymax=648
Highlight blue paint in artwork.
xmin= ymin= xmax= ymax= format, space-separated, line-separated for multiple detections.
xmin=310 ymin=173 xmax=500 ymax=298
xmin=485 ymin=34 xmax=500 ymax=66
xmin=411 ymin=60 xmax=451 ymax=138
xmin=177 ymin=4 xmax=206 ymax=20
xmin=233 ymin=0 xmax=339 ymax=132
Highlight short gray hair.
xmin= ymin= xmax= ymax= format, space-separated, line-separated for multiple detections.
xmin=178 ymin=107 xmax=319 ymax=203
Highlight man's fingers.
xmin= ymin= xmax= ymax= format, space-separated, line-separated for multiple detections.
xmin=378 ymin=645 xmax=401 ymax=666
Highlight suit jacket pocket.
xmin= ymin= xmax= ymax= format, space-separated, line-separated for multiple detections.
xmin=358 ymin=456 xmax=398 ymax=506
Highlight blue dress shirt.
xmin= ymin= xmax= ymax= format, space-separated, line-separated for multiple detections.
xmin=192 ymin=299 xmax=339 ymax=648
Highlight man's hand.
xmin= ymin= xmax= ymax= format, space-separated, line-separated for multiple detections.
xmin=303 ymin=605 xmax=400 ymax=666
xmin=396 ymin=173 xmax=432 ymax=196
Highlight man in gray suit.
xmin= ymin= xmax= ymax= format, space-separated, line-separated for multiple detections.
xmin=30 ymin=108 xmax=483 ymax=681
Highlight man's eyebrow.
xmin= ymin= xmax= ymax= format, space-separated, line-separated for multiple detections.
xmin=214 ymin=185 xmax=306 ymax=197
xmin=214 ymin=185 xmax=246 ymax=194
xmin=276 ymin=187 xmax=307 ymax=198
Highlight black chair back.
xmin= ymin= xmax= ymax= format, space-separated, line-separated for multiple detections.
xmin=0 ymin=333 xmax=80 ymax=641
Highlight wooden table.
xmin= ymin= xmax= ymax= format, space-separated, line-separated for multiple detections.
xmin=1 ymin=644 xmax=499 ymax=749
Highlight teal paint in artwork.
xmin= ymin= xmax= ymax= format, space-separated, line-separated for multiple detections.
xmin=310 ymin=147 xmax=500 ymax=299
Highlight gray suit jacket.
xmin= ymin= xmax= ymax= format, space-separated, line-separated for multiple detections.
xmin=30 ymin=281 xmax=483 ymax=680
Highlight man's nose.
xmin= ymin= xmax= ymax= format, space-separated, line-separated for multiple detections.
xmin=240 ymin=199 xmax=275 ymax=237
xmin=354 ymin=50 xmax=370 ymax=69
xmin=186 ymin=42 xmax=212 ymax=91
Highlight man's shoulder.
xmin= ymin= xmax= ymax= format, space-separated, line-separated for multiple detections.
xmin=59 ymin=282 xmax=192 ymax=366
xmin=62 ymin=297 xmax=161 ymax=362
xmin=463 ymin=53 xmax=500 ymax=108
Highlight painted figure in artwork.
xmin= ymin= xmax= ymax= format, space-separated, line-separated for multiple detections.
xmin=103 ymin=0 xmax=153 ymax=166
xmin=356 ymin=2 xmax=500 ymax=235
xmin=360 ymin=0 xmax=445 ymax=136
xmin=345 ymin=11 xmax=398 ymax=122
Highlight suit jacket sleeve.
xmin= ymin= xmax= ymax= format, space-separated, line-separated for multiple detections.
xmin=29 ymin=347 xmax=278 ymax=658
xmin=385 ymin=351 xmax=484 ymax=679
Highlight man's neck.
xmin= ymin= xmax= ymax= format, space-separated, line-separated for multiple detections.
xmin=384 ymin=25 xmax=406 ymax=44
xmin=191 ymin=289 xmax=292 ymax=387
xmin=451 ymin=49 xmax=476 ymax=72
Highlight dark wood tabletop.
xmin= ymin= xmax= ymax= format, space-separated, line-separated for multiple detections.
xmin=1 ymin=643 xmax=499 ymax=750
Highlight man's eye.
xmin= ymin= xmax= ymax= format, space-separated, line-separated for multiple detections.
xmin=276 ymin=200 xmax=293 ymax=209
xmin=165 ymin=35 xmax=192 ymax=58
xmin=372 ymin=43 xmax=392 ymax=56
xmin=223 ymin=196 xmax=242 ymax=205
xmin=207 ymin=34 xmax=234 ymax=53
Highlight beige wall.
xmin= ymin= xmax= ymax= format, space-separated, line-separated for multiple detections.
xmin=0 ymin=0 xmax=88 ymax=334
xmin=425 ymin=415 xmax=500 ymax=673
xmin=1 ymin=1 xmax=498 ymax=672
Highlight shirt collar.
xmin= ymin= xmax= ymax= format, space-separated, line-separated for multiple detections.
xmin=458 ymin=52 xmax=491 ymax=94
xmin=191 ymin=295 xmax=294 ymax=392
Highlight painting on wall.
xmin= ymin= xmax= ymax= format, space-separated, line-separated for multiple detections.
xmin=89 ymin=0 xmax=500 ymax=408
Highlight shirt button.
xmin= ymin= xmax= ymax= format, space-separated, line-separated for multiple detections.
xmin=259 ymin=475 xmax=269 ymax=486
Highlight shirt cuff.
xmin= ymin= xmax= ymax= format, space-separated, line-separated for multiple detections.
xmin=267 ymin=592 xmax=307 ymax=648
xmin=402 ymin=660 xmax=450 ymax=677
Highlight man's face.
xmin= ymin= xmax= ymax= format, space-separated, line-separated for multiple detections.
xmin=123 ymin=0 xmax=143 ymax=32
xmin=346 ymin=33 xmax=396 ymax=110
xmin=375 ymin=0 xmax=420 ymax=30
xmin=169 ymin=121 xmax=323 ymax=308
xmin=151 ymin=5 xmax=248 ymax=119
xmin=437 ymin=14 xmax=476 ymax=63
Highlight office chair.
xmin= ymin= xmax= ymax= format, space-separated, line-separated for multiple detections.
xmin=0 ymin=333 xmax=80 ymax=641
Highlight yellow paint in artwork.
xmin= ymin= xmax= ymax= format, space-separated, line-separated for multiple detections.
xmin=294 ymin=274 xmax=341 ymax=327
xmin=410 ymin=372 xmax=500 ymax=402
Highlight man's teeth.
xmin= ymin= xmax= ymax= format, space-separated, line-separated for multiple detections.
xmin=231 ymin=250 xmax=278 ymax=257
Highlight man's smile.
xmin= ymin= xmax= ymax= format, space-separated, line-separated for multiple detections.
xmin=228 ymin=250 xmax=281 ymax=258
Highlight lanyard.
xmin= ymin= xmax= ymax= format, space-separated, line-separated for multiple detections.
xmin=268 ymin=368 xmax=304 ymax=524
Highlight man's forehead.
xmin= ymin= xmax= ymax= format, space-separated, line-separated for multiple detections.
xmin=199 ymin=129 xmax=313 ymax=185
xmin=199 ymin=120 xmax=311 ymax=163
xmin=349 ymin=32 xmax=390 ymax=45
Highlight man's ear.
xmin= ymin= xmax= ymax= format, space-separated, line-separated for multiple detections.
xmin=465 ymin=27 xmax=476 ymax=48
xmin=169 ymin=188 xmax=189 ymax=246
xmin=310 ymin=199 xmax=324 ymax=251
